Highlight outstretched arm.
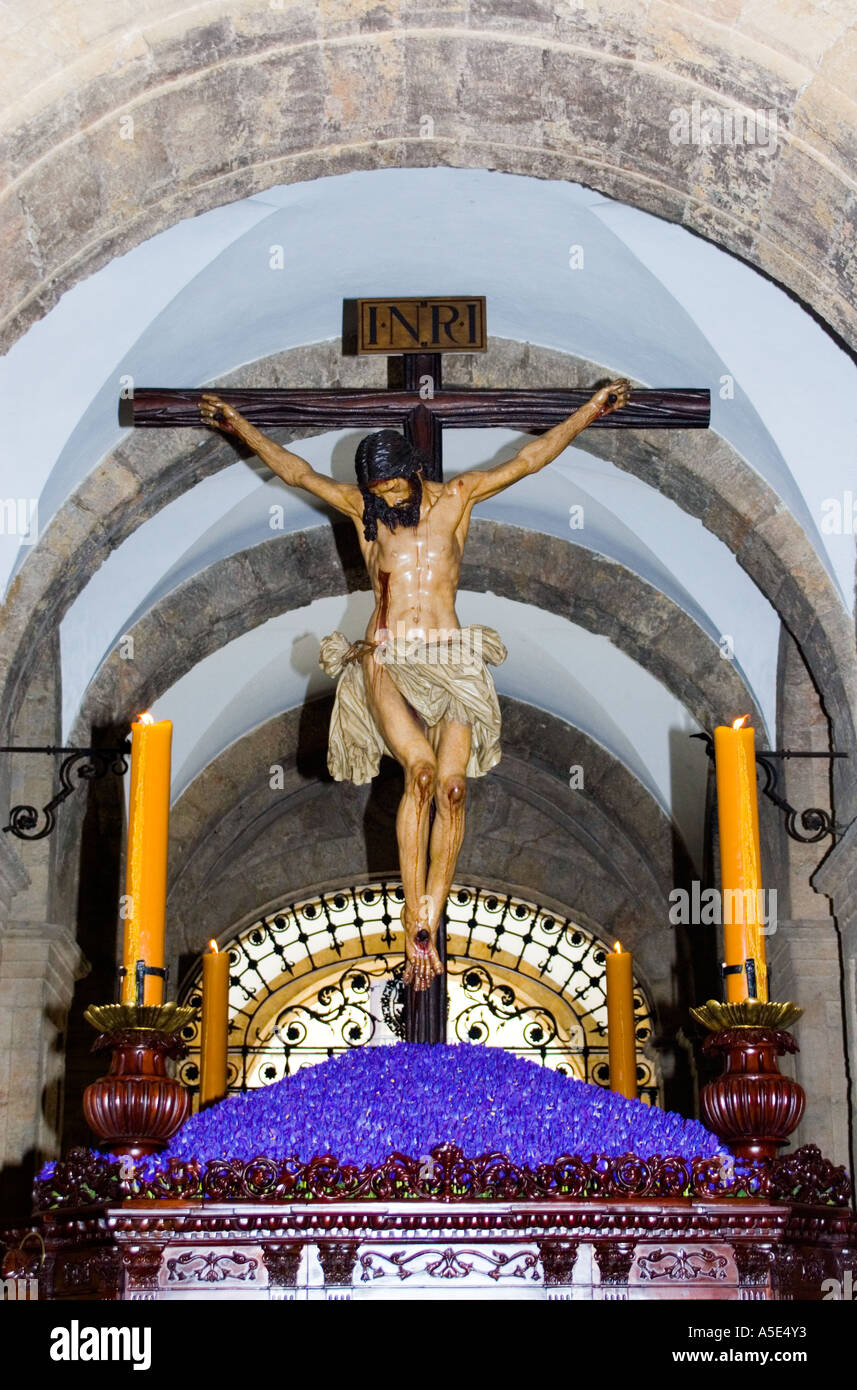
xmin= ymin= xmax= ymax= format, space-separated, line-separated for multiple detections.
xmin=199 ymin=393 xmax=362 ymax=521
xmin=458 ymin=380 xmax=630 ymax=505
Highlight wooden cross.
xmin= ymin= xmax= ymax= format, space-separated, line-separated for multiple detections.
xmin=130 ymin=354 xmax=709 ymax=480
xmin=130 ymin=343 xmax=709 ymax=1044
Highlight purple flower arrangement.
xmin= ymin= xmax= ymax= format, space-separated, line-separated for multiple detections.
xmin=140 ymin=1043 xmax=725 ymax=1175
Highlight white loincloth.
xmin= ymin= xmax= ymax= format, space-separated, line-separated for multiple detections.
xmin=318 ymin=624 xmax=508 ymax=785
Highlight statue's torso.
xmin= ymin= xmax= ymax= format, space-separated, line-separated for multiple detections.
xmin=357 ymin=480 xmax=471 ymax=639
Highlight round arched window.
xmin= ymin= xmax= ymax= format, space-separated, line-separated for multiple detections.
xmin=178 ymin=881 xmax=659 ymax=1104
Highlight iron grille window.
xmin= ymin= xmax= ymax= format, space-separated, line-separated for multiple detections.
xmin=177 ymin=881 xmax=659 ymax=1104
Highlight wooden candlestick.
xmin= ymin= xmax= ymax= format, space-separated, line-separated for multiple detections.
xmin=82 ymin=1003 xmax=195 ymax=1158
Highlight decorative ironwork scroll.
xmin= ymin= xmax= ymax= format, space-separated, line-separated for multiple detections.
xmin=2 ymin=745 xmax=130 ymax=840
xmin=449 ymin=961 xmax=560 ymax=1052
xmin=690 ymin=733 xmax=847 ymax=843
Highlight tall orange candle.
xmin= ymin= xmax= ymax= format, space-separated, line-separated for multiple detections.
xmin=121 ymin=713 xmax=172 ymax=1006
xmin=713 ymin=716 xmax=768 ymax=1003
xmin=606 ymin=941 xmax=637 ymax=1099
xmin=200 ymin=941 xmax=229 ymax=1106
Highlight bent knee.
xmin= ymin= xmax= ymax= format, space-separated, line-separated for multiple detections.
xmin=407 ymin=759 xmax=437 ymax=798
xmin=438 ymin=773 xmax=467 ymax=808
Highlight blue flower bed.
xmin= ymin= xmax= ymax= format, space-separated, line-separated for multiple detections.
xmin=141 ymin=1043 xmax=725 ymax=1173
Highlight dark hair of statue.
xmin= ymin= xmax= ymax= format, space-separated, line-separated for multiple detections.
xmin=354 ymin=430 xmax=429 ymax=541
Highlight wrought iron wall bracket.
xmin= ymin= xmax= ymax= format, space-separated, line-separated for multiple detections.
xmin=1 ymin=744 xmax=130 ymax=841
xmin=691 ymin=733 xmax=848 ymax=843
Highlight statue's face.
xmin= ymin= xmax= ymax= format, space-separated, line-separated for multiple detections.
xmin=367 ymin=476 xmax=413 ymax=505
xmin=360 ymin=467 xmax=423 ymax=538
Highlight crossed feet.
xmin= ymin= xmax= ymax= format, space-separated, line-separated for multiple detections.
xmin=401 ymin=903 xmax=444 ymax=992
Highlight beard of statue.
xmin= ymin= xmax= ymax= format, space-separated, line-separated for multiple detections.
xmin=355 ymin=429 xmax=429 ymax=541
xmin=361 ymin=472 xmax=423 ymax=539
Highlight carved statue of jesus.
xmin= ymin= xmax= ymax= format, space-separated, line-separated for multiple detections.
xmin=200 ymin=380 xmax=629 ymax=989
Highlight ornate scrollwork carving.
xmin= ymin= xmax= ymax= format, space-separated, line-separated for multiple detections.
xmin=734 ymin=1242 xmax=773 ymax=1300
xmin=33 ymin=1147 xmax=120 ymax=1211
xmin=359 ymin=1246 xmax=540 ymax=1282
xmin=35 ymin=1141 xmax=853 ymax=1210
xmin=636 ymin=1247 xmax=729 ymax=1282
xmin=165 ymin=1250 xmax=260 ymax=1284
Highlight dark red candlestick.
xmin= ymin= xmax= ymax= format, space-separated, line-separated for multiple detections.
xmin=699 ymin=1027 xmax=805 ymax=1161
xmin=83 ymin=1028 xmax=191 ymax=1159
xmin=81 ymin=1003 xmax=195 ymax=1159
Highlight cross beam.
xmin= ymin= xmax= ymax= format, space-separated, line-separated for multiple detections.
xmin=128 ymin=354 xmax=710 ymax=481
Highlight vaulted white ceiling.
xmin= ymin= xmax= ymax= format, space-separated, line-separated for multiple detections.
xmin=2 ymin=166 xmax=853 ymax=871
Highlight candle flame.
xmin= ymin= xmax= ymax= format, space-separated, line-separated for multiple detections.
xmin=613 ymin=940 xmax=623 ymax=954
xmin=208 ymin=939 xmax=219 ymax=954
xmin=732 ymin=715 xmax=750 ymax=730
xmin=137 ymin=711 xmax=155 ymax=725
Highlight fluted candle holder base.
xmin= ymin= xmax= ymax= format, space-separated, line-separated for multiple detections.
xmin=691 ymin=1000 xmax=806 ymax=1162
xmin=82 ymin=1002 xmax=196 ymax=1159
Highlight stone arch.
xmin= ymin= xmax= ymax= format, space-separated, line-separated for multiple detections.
xmin=6 ymin=0 xmax=857 ymax=1197
xmin=3 ymin=6 xmax=857 ymax=354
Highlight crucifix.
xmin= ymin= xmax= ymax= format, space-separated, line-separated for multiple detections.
xmin=129 ymin=295 xmax=709 ymax=1044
